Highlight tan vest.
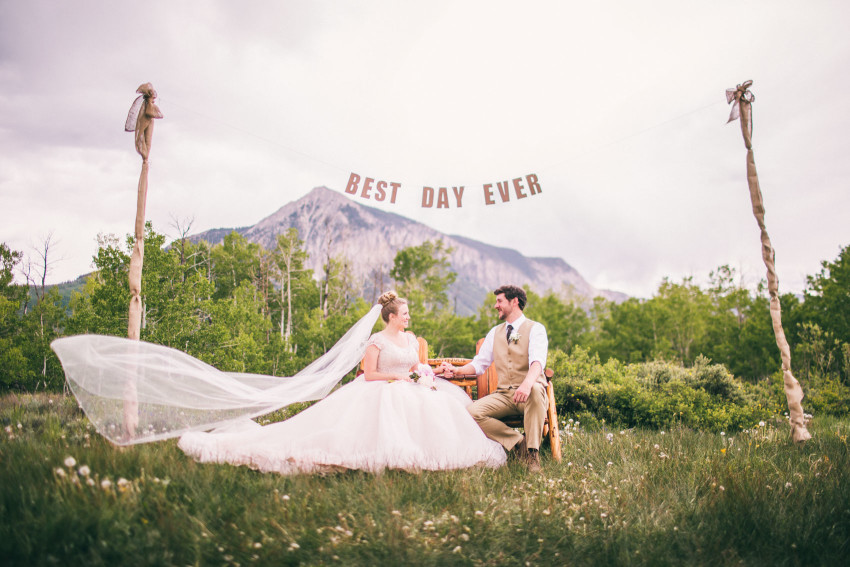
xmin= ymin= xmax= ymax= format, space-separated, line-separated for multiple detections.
xmin=493 ymin=319 xmax=542 ymax=389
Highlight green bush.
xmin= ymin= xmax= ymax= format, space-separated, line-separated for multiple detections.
xmin=805 ymin=375 xmax=850 ymax=416
xmin=689 ymin=355 xmax=745 ymax=403
xmin=551 ymin=348 xmax=772 ymax=432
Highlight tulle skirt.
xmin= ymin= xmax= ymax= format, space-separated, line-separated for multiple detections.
xmin=178 ymin=377 xmax=506 ymax=474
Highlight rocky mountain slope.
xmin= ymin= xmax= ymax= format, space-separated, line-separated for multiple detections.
xmin=188 ymin=186 xmax=626 ymax=314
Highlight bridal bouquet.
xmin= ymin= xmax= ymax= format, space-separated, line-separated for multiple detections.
xmin=410 ymin=363 xmax=437 ymax=390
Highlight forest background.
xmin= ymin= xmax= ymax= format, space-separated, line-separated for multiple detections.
xmin=1 ymin=226 xmax=848 ymax=433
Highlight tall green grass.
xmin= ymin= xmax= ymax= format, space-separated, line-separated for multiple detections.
xmin=2 ymin=393 xmax=848 ymax=566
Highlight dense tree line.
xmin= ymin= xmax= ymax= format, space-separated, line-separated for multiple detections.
xmin=1 ymin=229 xmax=848 ymax=417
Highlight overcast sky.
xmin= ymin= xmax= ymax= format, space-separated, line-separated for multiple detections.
xmin=2 ymin=0 xmax=848 ymax=298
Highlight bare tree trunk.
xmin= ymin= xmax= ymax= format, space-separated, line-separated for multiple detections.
xmin=321 ymin=232 xmax=333 ymax=318
xmin=169 ymin=214 xmax=194 ymax=270
xmin=280 ymin=283 xmax=286 ymax=341
xmin=286 ymin=262 xmax=293 ymax=342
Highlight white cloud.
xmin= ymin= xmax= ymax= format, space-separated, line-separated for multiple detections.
xmin=1 ymin=0 xmax=848 ymax=297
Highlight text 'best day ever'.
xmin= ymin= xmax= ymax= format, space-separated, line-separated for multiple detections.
xmin=343 ymin=172 xmax=543 ymax=209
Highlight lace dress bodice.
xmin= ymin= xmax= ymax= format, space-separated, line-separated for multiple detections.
xmin=366 ymin=332 xmax=419 ymax=376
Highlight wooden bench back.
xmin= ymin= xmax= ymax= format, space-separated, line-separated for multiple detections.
xmin=475 ymin=337 xmax=499 ymax=398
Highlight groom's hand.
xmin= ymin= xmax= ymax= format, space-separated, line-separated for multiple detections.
xmin=513 ymin=382 xmax=532 ymax=404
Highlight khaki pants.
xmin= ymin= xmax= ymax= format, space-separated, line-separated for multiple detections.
xmin=467 ymin=383 xmax=548 ymax=451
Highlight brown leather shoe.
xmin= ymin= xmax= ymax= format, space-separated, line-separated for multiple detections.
xmin=526 ymin=449 xmax=541 ymax=473
xmin=511 ymin=435 xmax=528 ymax=462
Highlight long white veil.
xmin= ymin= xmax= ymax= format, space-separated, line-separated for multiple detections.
xmin=51 ymin=304 xmax=381 ymax=446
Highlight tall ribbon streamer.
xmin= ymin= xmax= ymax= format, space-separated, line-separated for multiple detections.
xmin=726 ymin=80 xmax=811 ymax=442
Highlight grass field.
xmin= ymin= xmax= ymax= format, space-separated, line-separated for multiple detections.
xmin=1 ymin=393 xmax=848 ymax=566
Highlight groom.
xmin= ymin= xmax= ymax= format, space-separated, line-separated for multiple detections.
xmin=441 ymin=285 xmax=549 ymax=471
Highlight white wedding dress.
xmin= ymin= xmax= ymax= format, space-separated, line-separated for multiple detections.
xmin=177 ymin=332 xmax=506 ymax=474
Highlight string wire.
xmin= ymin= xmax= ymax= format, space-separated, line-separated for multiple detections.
xmin=160 ymin=95 xmax=728 ymax=184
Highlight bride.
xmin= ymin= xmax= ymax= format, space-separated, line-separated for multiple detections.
xmin=52 ymin=291 xmax=506 ymax=474
xmin=179 ymin=291 xmax=505 ymax=473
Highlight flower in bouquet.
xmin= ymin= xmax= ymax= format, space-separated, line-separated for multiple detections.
xmin=410 ymin=363 xmax=437 ymax=390
xmin=508 ymin=330 xmax=521 ymax=344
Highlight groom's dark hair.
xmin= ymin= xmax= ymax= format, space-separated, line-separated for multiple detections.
xmin=494 ymin=285 xmax=527 ymax=311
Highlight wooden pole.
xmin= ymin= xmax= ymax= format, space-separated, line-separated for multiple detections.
xmin=122 ymin=83 xmax=163 ymax=440
xmin=727 ymin=80 xmax=811 ymax=442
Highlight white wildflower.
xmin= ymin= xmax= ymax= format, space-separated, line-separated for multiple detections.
xmin=78 ymin=465 xmax=91 ymax=477
xmin=64 ymin=456 xmax=76 ymax=468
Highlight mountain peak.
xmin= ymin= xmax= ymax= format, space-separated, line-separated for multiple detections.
xmin=189 ymin=188 xmax=626 ymax=313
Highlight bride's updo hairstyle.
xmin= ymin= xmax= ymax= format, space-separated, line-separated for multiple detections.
xmin=378 ymin=291 xmax=407 ymax=324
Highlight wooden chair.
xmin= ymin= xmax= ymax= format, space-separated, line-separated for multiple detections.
xmin=429 ymin=338 xmax=562 ymax=462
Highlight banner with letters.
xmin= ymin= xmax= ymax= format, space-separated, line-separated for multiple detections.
xmin=343 ymin=172 xmax=543 ymax=209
